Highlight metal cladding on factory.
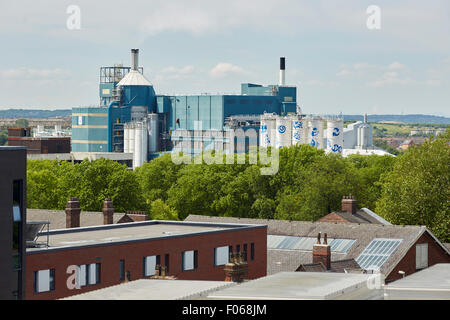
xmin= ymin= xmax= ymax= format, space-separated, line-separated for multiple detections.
xmin=71 ymin=49 xmax=374 ymax=168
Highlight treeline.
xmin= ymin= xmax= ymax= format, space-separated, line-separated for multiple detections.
xmin=27 ymin=129 xmax=450 ymax=242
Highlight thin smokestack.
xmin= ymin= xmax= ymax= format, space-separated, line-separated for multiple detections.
xmin=131 ymin=49 xmax=139 ymax=71
xmin=279 ymin=57 xmax=285 ymax=86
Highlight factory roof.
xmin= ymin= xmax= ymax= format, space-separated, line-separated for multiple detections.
xmin=27 ymin=208 xmax=125 ymax=230
xmin=297 ymin=259 xmax=362 ymax=273
xmin=341 ymin=149 xmax=394 ymax=157
xmin=318 ymin=208 xmax=392 ymax=225
xmin=117 ymin=70 xmax=152 ymax=86
xmin=63 ymin=279 xmax=235 ymax=300
xmin=185 ymin=215 xmax=449 ymax=277
xmin=206 ymin=272 xmax=383 ymax=300
xmin=26 ymin=219 xmax=266 ymax=253
xmin=384 ymin=264 xmax=450 ymax=300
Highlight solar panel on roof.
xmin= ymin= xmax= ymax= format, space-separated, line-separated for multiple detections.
xmin=356 ymin=238 xmax=402 ymax=270
xmin=267 ymin=235 xmax=355 ymax=253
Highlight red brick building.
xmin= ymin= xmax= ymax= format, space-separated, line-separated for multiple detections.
xmin=7 ymin=127 xmax=70 ymax=154
xmin=25 ymin=220 xmax=267 ymax=300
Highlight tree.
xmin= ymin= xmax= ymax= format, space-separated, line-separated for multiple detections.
xmin=0 ymin=130 xmax=8 ymax=146
xmin=150 ymin=199 xmax=179 ymax=220
xmin=376 ymin=129 xmax=450 ymax=242
xmin=15 ymin=119 xmax=29 ymax=127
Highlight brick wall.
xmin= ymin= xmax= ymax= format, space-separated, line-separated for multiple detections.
xmin=386 ymin=231 xmax=450 ymax=283
xmin=25 ymin=227 xmax=267 ymax=300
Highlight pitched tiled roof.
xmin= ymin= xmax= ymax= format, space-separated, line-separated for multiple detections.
xmin=27 ymin=209 xmax=125 ymax=230
xmin=185 ymin=215 xmax=449 ymax=278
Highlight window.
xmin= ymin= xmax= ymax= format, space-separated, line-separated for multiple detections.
xmin=164 ymin=254 xmax=170 ymax=273
xmin=119 ymin=260 xmax=125 ymax=281
xmin=416 ymin=243 xmax=428 ymax=270
xmin=250 ymin=243 xmax=255 ymax=261
xmin=243 ymin=244 xmax=248 ymax=262
xmin=77 ymin=263 xmax=100 ymax=286
xmin=143 ymin=255 xmax=160 ymax=277
xmin=236 ymin=245 xmax=241 ymax=253
xmin=34 ymin=269 xmax=55 ymax=293
xmin=214 ymin=246 xmax=229 ymax=266
xmin=182 ymin=250 xmax=198 ymax=271
xmin=356 ymin=239 xmax=402 ymax=271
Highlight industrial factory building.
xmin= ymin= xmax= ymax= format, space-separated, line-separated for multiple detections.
xmin=71 ymin=49 xmax=381 ymax=169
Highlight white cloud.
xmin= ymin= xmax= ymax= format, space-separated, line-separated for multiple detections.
xmin=209 ymin=63 xmax=248 ymax=78
xmin=0 ymin=67 xmax=71 ymax=80
xmin=387 ymin=62 xmax=407 ymax=70
xmin=162 ymin=65 xmax=195 ymax=74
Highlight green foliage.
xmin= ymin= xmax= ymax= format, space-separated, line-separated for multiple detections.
xmin=14 ymin=119 xmax=29 ymax=127
xmin=150 ymin=199 xmax=179 ymax=221
xmin=376 ymin=129 xmax=450 ymax=242
xmin=0 ymin=130 xmax=8 ymax=146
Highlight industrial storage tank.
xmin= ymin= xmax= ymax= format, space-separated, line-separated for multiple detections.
xmin=307 ymin=117 xmax=324 ymax=149
xmin=147 ymin=113 xmax=159 ymax=153
xmin=124 ymin=125 xmax=129 ymax=153
xmin=259 ymin=114 xmax=277 ymax=148
xmin=291 ymin=116 xmax=306 ymax=146
xmin=276 ymin=117 xmax=292 ymax=148
xmin=326 ymin=119 xmax=344 ymax=153
xmin=133 ymin=121 xmax=148 ymax=168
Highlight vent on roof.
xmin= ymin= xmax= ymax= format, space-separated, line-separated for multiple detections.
xmin=356 ymin=238 xmax=402 ymax=270
xmin=267 ymin=235 xmax=355 ymax=253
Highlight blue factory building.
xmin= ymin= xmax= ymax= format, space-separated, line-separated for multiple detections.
xmin=71 ymin=49 xmax=298 ymax=166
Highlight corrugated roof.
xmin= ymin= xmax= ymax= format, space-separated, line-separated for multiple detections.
xmin=185 ymin=215 xmax=446 ymax=278
xmin=117 ymin=70 xmax=152 ymax=86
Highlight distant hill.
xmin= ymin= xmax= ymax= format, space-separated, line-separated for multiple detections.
xmin=0 ymin=109 xmax=71 ymax=119
xmin=343 ymin=114 xmax=450 ymax=124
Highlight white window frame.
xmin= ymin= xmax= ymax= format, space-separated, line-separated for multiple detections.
xmin=214 ymin=246 xmax=229 ymax=266
xmin=182 ymin=250 xmax=195 ymax=271
xmin=416 ymin=243 xmax=428 ymax=269
xmin=144 ymin=256 xmax=157 ymax=277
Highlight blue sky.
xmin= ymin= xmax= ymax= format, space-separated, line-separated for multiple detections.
xmin=0 ymin=0 xmax=449 ymax=116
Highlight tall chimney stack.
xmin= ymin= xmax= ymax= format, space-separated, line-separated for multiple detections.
xmin=65 ymin=197 xmax=81 ymax=228
xmin=313 ymin=232 xmax=331 ymax=270
xmin=279 ymin=57 xmax=286 ymax=86
xmin=131 ymin=49 xmax=139 ymax=71
xmin=342 ymin=194 xmax=357 ymax=214
xmin=103 ymin=198 xmax=114 ymax=225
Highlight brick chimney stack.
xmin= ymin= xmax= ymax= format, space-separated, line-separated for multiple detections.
xmin=341 ymin=194 xmax=357 ymax=214
xmin=313 ymin=232 xmax=331 ymax=270
xmin=65 ymin=197 xmax=81 ymax=228
xmin=103 ymin=198 xmax=114 ymax=225
xmin=224 ymin=252 xmax=248 ymax=282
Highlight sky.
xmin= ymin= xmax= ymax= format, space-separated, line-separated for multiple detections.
xmin=0 ymin=0 xmax=449 ymax=116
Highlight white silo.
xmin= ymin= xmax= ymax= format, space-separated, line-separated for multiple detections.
xmin=147 ymin=113 xmax=159 ymax=153
xmin=124 ymin=125 xmax=129 ymax=153
xmin=133 ymin=121 xmax=148 ymax=169
xmin=291 ymin=116 xmax=306 ymax=146
xmin=326 ymin=119 xmax=344 ymax=153
xmin=276 ymin=117 xmax=292 ymax=148
xmin=308 ymin=117 xmax=324 ymax=149
xmin=260 ymin=114 xmax=276 ymax=148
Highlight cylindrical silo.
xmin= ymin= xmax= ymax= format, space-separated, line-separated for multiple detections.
xmin=308 ymin=117 xmax=324 ymax=149
xmin=148 ymin=113 xmax=159 ymax=153
xmin=291 ymin=116 xmax=306 ymax=146
xmin=124 ymin=125 xmax=129 ymax=153
xmin=134 ymin=123 xmax=142 ymax=169
xmin=326 ymin=119 xmax=344 ymax=153
xmin=276 ymin=117 xmax=292 ymax=148
xmin=260 ymin=114 xmax=276 ymax=148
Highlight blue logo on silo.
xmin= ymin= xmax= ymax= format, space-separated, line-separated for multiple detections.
xmin=261 ymin=124 xmax=267 ymax=133
xmin=331 ymin=144 xmax=342 ymax=153
xmin=332 ymin=128 xmax=340 ymax=136
xmin=310 ymin=139 xmax=316 ymax=147
xmin=293 ymin=132 xmax=301 ymax=141
xmin=278 ymin=125 xmax=287 ymax=134
xmin=265 ymin=135 xmax=271 ymax=144
xmin=293 ymin=121 xmax=303 ymax=129
xmin=311 ymin=128 xmax=318 ymax=136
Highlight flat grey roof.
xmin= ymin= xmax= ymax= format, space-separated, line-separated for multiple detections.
xmin=0 ymin=146 xmax=27 ymax=150
xmin=384 ymin=264 xmax=450 ymax=300
xmin=206 ymin=272 xmax=381 ymax=300
xmin=63 ymin=279 xmax=235 ymax=300
xmin=27 ymin=220 xmax=265 ymax=253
